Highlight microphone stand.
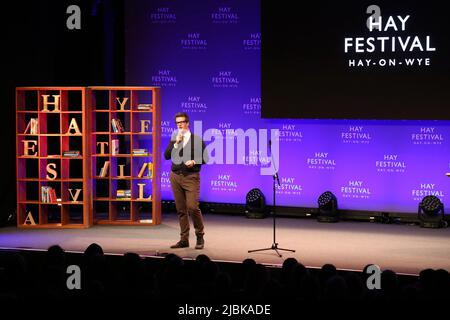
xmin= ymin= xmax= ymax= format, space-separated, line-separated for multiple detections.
xmin=248 ymin=139 xmax=295 ymax=257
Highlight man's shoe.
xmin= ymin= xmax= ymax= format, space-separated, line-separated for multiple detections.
xmin=170 ymin=241 xmax=189 ymax=249
xmin=195 ymin=236 xmax=204 ymax=250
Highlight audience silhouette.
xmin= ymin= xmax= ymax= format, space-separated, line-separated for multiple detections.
xmin=0 ymin=243 xmax=449 ymax=305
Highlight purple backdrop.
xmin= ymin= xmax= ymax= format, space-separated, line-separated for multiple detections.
xmin=125 ymin=0 xmax=450 ymax=214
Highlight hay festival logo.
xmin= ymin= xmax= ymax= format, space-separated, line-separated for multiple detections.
xmin=307 ymin=152 xmax=337 ymax=170
xmin=345 ymin=5 xmax=436 ymax=68
xmin=242 ymin=96 xmax=261 ymax=116
xmin=275 ymin=124 xmax=303 ymax=143
xmin=276 ymin=177 xmax=303 ymax=196
xmin=150 ymin=7 xmax=176 ymax=24
xmin=341 ymin=180 xmax=371 ymax=199
xmin=211 ymin=6 xmax=239 ymax=24
xmin=411 ymin=127 xmax=444 ymax=145
xmin=210 ymin=174 xmax=238 ymax=192
xmin=341 ymin=126 xmax=372 ymax=144
xmin=181 ymin=96 xmax=208 ymax=113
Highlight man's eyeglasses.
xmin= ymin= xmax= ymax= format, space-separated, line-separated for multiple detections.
xmin=176 ymin=120 xmax=187 ymax=125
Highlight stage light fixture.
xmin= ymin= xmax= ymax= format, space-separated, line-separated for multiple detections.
xmin=418 ymin=195 xmax=446 ymax=228
xmin=245 ymin=188 xmax=266 ymax=219
xmin=317 ymin=191 xmax=339 ymax=222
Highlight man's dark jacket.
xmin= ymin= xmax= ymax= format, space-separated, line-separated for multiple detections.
xmin=164 ymin=133 xmax=209 ymax=173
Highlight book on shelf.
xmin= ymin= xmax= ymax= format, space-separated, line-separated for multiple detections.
xmin=147 ymin=162 xmax=153 ymax=178
xmin=132 ymin=148 xmax=149 ymax=156
xmin=99 ymin=160 xmax=110 ymax=177
xmin=111 ymin=119 xmax=117 ymax=132
xmin=137 ymin=104 xmax=152 ymax=110
xmin=41 ymin=186 xmax=48 ymax=203
xmin=137 ymin=162 xmax=147 ymax=178
xmin=41 ymin=186 xmax=58 ymax=203
xmin=137 ymin=162 xmax=153 ymax=178
xmin=24 ymin=118 xmax=38 ymax=134
xmin=111 ymin=139 xmax=119 ymax=155
xmin=116 ymin=189 xmax=131 ymax=199
xmin=111 ymin=118 xmax=125 ymax=133
xmin=63 ymin=150 xmax=80 ymax=157
xmin=117 ymin=119 xmax=125 ymax=132
xmin=49 ymin=188 xmax=58 ymax=203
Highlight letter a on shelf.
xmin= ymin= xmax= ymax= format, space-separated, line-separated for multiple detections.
xmin=24 ymin=212 xmax=36 ymax=225
xmin=66 ymin=118 xmax=81 ymax=135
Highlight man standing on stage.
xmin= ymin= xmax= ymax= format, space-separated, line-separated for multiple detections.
xmin=164 ymin=112 xmax=209 ymax=249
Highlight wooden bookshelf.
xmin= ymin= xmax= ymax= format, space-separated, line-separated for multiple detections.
xmin=88 ymin=86 xmax=161 ymax=225
xmin=16 ymin=87 xmax=92 ymax=228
